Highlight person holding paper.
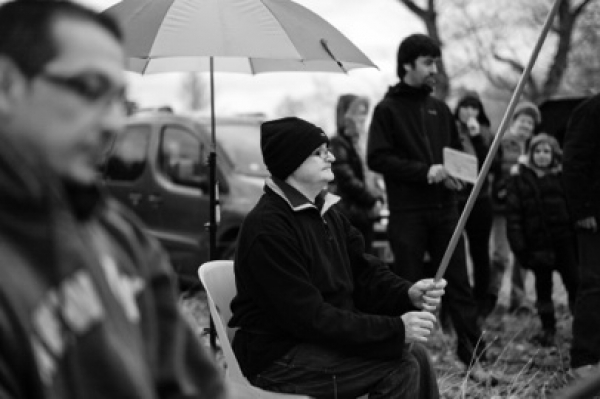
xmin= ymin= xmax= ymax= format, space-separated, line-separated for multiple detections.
xmin=453 ymin=91 xmax=495 ymax=323
xmin=367 ymin=34 xmax=490 ymax=379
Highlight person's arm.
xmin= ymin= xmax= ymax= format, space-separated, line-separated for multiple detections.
xmin=329 ymin=139 xmax=380 ymax=208
xmin=367 ymin=103 xmax=430 ymax=183
xmin=114 ymin=207 xmax=228 ymax=399
xmin=241 ymin=227 xmax=407 ymax=357
xmin=563 ymin=97 xmax=600 ymax=223
xmin=0 ymin=308 xmax=23 ymax=399
xmin=345 ymin=225 xmax=415 ymax=316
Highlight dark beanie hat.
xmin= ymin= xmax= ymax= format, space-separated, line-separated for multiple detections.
xmin=261 ymin=117 xmax=329 ymax=180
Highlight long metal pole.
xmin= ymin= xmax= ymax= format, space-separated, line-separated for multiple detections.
xmin=434 ymin=0 xmax=563 ymax=281
xmin=208 ymin=56 xmax=218 ymax=350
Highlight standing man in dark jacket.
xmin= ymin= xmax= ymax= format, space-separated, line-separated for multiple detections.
xmin=563 ymin=93 xmax=600 ymax=379
xmin=367 ymin=33 xmax=487 ymax=374
xmin=230 ymin=117 xmax=446 ymax=399
xmin=0 ymin=2 xmax=228 ymax=398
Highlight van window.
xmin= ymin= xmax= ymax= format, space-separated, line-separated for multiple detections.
xmin=159 ymin=125 xmax=207 ymax=187
xmin=104 ymin=124 xmax=149 ymax=181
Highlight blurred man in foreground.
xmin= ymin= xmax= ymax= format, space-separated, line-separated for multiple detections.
xmin=0 ymin=1 xmax=228 ymax=398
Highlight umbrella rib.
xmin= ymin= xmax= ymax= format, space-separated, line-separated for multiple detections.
xmin=258 ymin=0 xmax=304 ymax=59
xmin=320 ymin=39 xmax=347 ymax=74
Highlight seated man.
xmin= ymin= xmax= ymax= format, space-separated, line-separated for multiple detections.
xmin=229 ymin=117 xmax=446 ymax=399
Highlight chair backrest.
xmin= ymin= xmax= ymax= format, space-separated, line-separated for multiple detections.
xmin=198 ymin=260 xmax=245 ymax=382
xmin=199 ymin=260 xmax=315 ymax=399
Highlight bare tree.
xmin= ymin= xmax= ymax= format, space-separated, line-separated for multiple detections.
xmin=397 ymin=0 xmax=595 ymax=102
xmin=561 ymin=0 xmax=600 ymax=94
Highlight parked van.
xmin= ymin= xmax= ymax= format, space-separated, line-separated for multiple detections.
xmin=99 ymin=112 xmax=267 ymax=286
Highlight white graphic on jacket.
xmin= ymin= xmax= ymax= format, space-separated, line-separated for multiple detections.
xmin=30 ymin=270 xmax=104 ymax=384
xmin=100 ymin=254 xmax=144 ymax=323
xmin=29 ymin=257 xmax=144 ymax=386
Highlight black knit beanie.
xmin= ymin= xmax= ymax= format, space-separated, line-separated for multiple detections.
xmin=261 ymin=117 xmax=329 ymax=180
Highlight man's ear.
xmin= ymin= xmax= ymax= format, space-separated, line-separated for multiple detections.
xmin=0 ymin=57 xmax=25 ymax=115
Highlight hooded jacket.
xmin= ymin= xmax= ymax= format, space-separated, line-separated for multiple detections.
xmin=453 ymin=92 xmax=493 ymax=203
xmin=0 ymin=136 xmax=223 ymax=398
xmin=505 ymin=134 xmax=574 ymax=264
xmin=367 ymin=82 xmax=462 ymax=212
xmin=229 ymin=178 xmax=415 ymax=379
xmin=329 ymin=95 xmax=380 ymax=216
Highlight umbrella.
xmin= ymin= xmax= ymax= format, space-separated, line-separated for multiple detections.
xmin=105 ymin=0 xmax=377 ymax=262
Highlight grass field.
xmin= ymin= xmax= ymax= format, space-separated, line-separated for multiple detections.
xmin=179 ymin=271 xmax=578 ymax=398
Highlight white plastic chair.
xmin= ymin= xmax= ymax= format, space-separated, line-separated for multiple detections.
xmin=198 ymin=260 xmax=311 ymax=399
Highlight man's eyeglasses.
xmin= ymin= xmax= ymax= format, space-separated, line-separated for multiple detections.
xmin=37 ymin=71 xmax=126 ymax=104
xmin=311 ymin=146 xmax=332 ymax=160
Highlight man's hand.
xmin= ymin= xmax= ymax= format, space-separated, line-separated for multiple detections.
xmin=408 ymin=278 xmax=447 ymax=312
xmin=443 ymin=176 xmax=464 ymax=191
xmin=401 ymin=311 xmax=437 ymax=343
xmin=427 ymin=164 xmax=449 ymax=184
xmin=576 ymin=216 xmax=597 ymax=233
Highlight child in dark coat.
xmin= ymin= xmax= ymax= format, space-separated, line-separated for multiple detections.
xmin=506 ymin=133 xmax=579 ymax=346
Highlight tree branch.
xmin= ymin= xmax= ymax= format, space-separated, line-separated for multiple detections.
xmin=398 ymin=0 xmax=426 ymax=19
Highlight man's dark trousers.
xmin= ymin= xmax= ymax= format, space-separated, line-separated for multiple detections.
xmin=571 ymin=231 xmax=600 ymax=368
xmin=388 ymin=206 xmax=484 ymax=365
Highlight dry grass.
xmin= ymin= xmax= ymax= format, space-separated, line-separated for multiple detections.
xmin=179 ymin=272 xmax=577 ymax=398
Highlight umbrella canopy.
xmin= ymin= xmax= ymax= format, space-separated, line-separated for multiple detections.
xmin=104 ymin=0 xmax=377 ymax=270
xmin=105 ymin=0 xmax=377 ymax=75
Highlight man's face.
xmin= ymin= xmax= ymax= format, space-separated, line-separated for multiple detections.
xmin=403 ymin=56 xmax=438 ymax=88
xmin=289 ymin=143 xmax=335 ymax=189
xmin=510 ymin=114 xmax=535 ymax=140
xmin=3 ymin=16 xmax=126 ymax=185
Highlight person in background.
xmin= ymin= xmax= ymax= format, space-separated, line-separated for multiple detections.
xmin=230 ymin=116 xmax=446 ymax=399
xmin=366 ymin=33 xmax=490 ymax=380
xmin=563 ymin=93 xmax=600 ymax=379
xmin=505 ymin=133 xmax=578 ymax=347
xmin=489 ymin=101 xmax=541 ymax=313
xmin=0 ymin=2 xmax=228 ymax=398
xmin=453 ymin=91 xmax=495 ymax=323
xmin=329 ymin=94 xmax=382 ymax=254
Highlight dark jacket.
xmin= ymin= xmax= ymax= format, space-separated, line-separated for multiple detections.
xmin=230 ymin=178 xmax=415 ymax=378
xmin=0 ymin=137 xmax=222 ymax=398
xmin=506 ymin=157 xmax=574 ymax=268
xmin=563 ymin=93 xmax=600 ymax=222
xmin=367 ymin=82 xmax=462 ymax=212
xmin=455 ymin=122 xmax=492 ymax=205
xmin=329 ymin=134 xmax=380 ymax=217
xmin=490 ymin=135 xmax=528 ymax=213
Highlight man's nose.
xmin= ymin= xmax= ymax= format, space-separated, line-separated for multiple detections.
xmin=101 ymin=99 xmax=126 ymax=136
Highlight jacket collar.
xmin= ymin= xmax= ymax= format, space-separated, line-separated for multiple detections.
xmin=386 ymin=81 xmax=432 ymax=100
xmin=266 ymin=177 xmax=340 ymax=216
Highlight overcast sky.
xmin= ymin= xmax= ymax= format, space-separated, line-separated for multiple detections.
xmin=80 ymin=0 xmax=422 ymax=121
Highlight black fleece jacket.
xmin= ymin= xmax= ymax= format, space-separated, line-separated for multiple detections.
xmin=367 ymin=82 xmax=462 ymax=212
xmin=563 ymin=94 xmax=600 ymax=222
xmin=229 ymin=178 xmax=416 ymax=379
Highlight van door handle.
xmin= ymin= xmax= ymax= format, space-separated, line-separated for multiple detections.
xmin=128 ymin=192 xmax=142 ymax=206
xmin=147 ymin=194 xmax=163 ymax=206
